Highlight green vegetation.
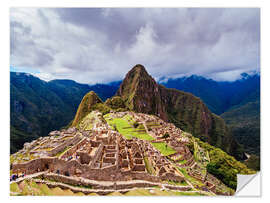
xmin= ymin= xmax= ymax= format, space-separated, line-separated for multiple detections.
xmin=145 ymin=121 xmax=161 ymax=130
xmin=71 ymin=91 xmax=103 ymax=127
xmin=193 ymin=138 xmax=255 ymax=189
xmin=151 ymin=142 xmax=176 ymax=156
xmin=163 ymin=73 xmax=260 ymax=159
xmin=124 ymin=188 xmax=207 ymax=196
xmin=55 ymin=146 xmax=71 ymax=158
xmin=177 ymin=159 xmax=187 ymax=165
xmin=105 ymin=96 xmax=127 ymax=110
xmin=10 ymin=72 xmax=119 ymax=154
xmin=78 ymin=111 xmax=103 ymax=130
xmin=116 ymin=65 xmax=244 ymax=160
xmin=10 ymin=151 xmax=37 ymax=164
xmin=91 ymin=103 xmax=111 ymax=115
xmin=10 ymin=180 xmax=208 ymax=196
xmin=133 ymin=121 xmax=139 ymax=128
xmin=104 ymin=114 xmax=154 ymax=140
xmin=244 ymin=154 xmax=260 ymax=171
xmin=176 ymin=167 xmax=205 ymax=188
xmin=162 ymin=132 xmax=170 ymax=140
xmin=10 ymin=126 xmax=38 ymax=155
xmin=167 ymin=180 xmax=188 ymax=186
xmin=10 ymin=182 xmax=21 ymax=193
xmin=221 ymin=100 xmax=260 ymax=156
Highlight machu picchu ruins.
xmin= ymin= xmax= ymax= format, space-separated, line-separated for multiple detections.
xmin=10 ymin=110 xmax=235 ymax=196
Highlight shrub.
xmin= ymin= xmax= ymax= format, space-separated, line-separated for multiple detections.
xmin=133 ymin=122 xmax=139 ymax=128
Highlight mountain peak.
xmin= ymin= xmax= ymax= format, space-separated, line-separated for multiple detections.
xmin=130 ymin=64 xmax=148 ymax=73
xmin=71 ymin=91 xmax=102 ymax=127
xmin=116 ymin=64 xmax=167 ymax=120
xmin=125 ymin=64 xmax=152 ymax=81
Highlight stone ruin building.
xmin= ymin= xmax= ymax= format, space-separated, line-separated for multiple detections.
xmin=11 ymin=111 xmax=222 ymax=194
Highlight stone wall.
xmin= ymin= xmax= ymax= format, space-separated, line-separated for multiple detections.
xmin=160 ymin=172 xmax=184 ymax=182
xmin=43 ymin=172 xmax=160 ymax=190
xmin=48 ymin=134 xmax=82 ymax=157
xmin=77 ymin=152 xmax=91 ymax=164
xmin=89 ymin=143 xmax=104 ymax=168
xmin=61 ymin=137 xmax=87 ymax=159
xmin=12 ymin=157 xmax=56 ymax=174
xmin=121 ymin=171 xmax=161 ymax=182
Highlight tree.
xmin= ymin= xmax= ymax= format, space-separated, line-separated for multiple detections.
xmin=133 ymin=122 xmax=139 ymax=128
xmin=162 ymin=133 xmax=170 ymax=140
xmin=162 ymin=133 xmax=170 ymax=149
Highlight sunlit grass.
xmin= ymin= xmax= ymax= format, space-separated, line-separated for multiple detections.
xmin=151 ymin=142 xmax=176 ymax=156
xmin=104 ymin=114 xmax=154 ymax=141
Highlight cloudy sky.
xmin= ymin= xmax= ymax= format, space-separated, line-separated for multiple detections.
xmin=10 ymin=8 xmax=260 ymax=84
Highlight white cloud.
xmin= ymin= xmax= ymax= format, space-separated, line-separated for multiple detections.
xmin=10 ymin=8 xmax=260 ymax=84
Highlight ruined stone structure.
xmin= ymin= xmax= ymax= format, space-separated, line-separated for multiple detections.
xmin=11 ymin=110 xmax=222 ymax=194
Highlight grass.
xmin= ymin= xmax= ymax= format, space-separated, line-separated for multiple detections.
xmin=176 ymin=167 xmax=205 ymax=188
xmin=11 ymin=180 xmax=210 ymax=196
xmin=151 ymin=142 xmax=176 ymax=156
xmin=167 ymin=180 xmax=189 ymax=186
xmin=11 ymin=151 xmax=36 ymax=164
xmin=10 ymin=182 xmax=21 ymax=193
xmin=177 ymin=159 xmax=187 ymax=165
xmin=107 ymin=191 xmax=124 ymax=196
xmin=124 ymin=188 xmax=154 ymax=196
xmin=78 ymin=112 xmax=96 ymax=130
xmin=38 ymin=183 xmax=53 ymax=195
xmin=124 ymin=188 xmax=208 ymax=196
xmin=55 ymin=146 xmax=71 ymax=158
xmin=104 ymin=114 xmax=154 ymax=141
xmin=145 ymin=121 xmax=161 ymax=129
xmin=13 ymin=180 xmax=90 ymax=196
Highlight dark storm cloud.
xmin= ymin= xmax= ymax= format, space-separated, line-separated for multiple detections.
xmin=10 ymin=8 xmax=260 ymax=83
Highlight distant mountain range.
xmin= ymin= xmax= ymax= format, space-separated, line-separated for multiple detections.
xmin=10 ymin=72 xmax=119 ymax=153
xmin=160 ymin=73 xmax=260 ymax=157
xmin=160 ymin=73 xmax=260 ymax=115
xmin=10 ymin=70 xmax=260 ymax=161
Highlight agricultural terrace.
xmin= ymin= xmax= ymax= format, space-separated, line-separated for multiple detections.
xmin=145 ymin=121 xmax=162 ymax=130
xmin=78 ymin=111 xmax=103 ymax=130
xmin=104 ymin=113 xmax=154 ymax=141
xmin=151 ymin=142 xmax=176 ymax=156
xmin=10 ymin=179 xmax=209 ymax=196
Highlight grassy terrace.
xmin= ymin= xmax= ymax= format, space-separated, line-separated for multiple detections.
xmin=145 ymin=121 xmax=161 ymax=129
xmin=10 ymin=151 xmax=37 ymax=164
xmin=78 ymin=112 xmax=97 ymax=130
xmin=10 ymin=179 xmax=209 ymax=196
xmin=177 ymin=159 xmax=187 ymax=165
xmin=176 ymin=167 xmax=205 ymax=188
xmin=104 ymin=113 xmax=154 ymax=141
xmin=151 ymin=142 xmax=176 ymax=156
xmin=166 ymin=180 xmax=189 ymax=186
xmin=55 ymin=146 xmax=72 ymax=158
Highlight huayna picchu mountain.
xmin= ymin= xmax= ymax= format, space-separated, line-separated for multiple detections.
xmin=71 ymin=64 xmax=244 ymax=160
xmin=116 ymin=65 xmax=244 ymax=160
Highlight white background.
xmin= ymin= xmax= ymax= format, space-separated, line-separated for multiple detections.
xmin=1 ymin=0 xmax=269 ymax=202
